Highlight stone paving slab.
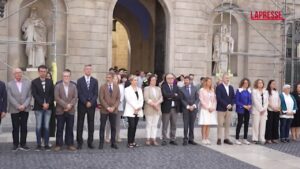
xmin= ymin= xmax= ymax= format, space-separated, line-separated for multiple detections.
xmin=0 ymin=139 xmax=258 ymax=169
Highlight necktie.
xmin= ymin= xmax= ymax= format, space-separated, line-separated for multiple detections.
xmin=109 ymin=84 xmax=113 ymax=95
xmin=187 ymin=86 xmax=191 ymax=96
xmin=86 ymin=79 xmax=90 ymax=89
xmin=170 ymin=85 xmax=173 ymax=91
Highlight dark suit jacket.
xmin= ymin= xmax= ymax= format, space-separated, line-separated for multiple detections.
xmin=161 ymin=83 xmax=181 ymax=113
xmin=216 ymin=83 xmax=235 ymax=111
xmin=0 ymin=81 xmax=7 ymax=113
xmin=77 ymin=76 xmax=98 ymax=109
xmin=99 ymin=83 xmax=120 ymax=114
xmin=180 ymin=85 xmax=200 ymax=112
xmin=31 ymin=78 xmax=54 ymax=111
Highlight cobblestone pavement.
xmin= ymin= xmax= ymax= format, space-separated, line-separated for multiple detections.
xmin=263 ymin=140 xmax=300 ymax=158
xmin=0 ymin=139 xmax=258 ymax=169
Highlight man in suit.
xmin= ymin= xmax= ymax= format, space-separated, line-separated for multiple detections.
xmin=161 ymin=73 xmax=181 ymax=146
xmin=180 ymin=76 xmax=200 ymax=145
xmin=216 ymin=73 xmax=235 ymax=145
xmin=99 ymin=72 xmax=120 ymax=149
xmin=53 ymin=69 xmax=77 ymax=151
xmin=7 ymin=68 xmax=32 ymax=151
xmin=0 ymin=80 xmax=7 ymax=126
xmin=31 ymin=65 xmax=54 ymax=151
xmin=76 ymin=64 xmax=98 ymax=149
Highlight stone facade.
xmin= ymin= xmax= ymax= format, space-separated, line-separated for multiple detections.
xmin=0 ymin=0 xmax=298 ymax=86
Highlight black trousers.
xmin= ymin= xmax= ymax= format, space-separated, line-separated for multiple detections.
xmin=76 ymin=106 xmax=95 ymax=145
xmin=265 ymin=110 xmax=280 ymax=140
xmin=235 ymin=109 xmax=250 ymax=139
xmin=11 ymin=112 xmax=29 ymax=146
xmin=127 ymin=116 xmax=139 ymax=144
xmin=183 ymin=110 xmax=197 ymax=141
xmin=56 ymin=113 xmax=74 ymax=146
xmin=100 ymin=113 xmax=117 ymax=144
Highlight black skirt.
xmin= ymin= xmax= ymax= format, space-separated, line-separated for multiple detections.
xmin=291 ymin=110 xmax=300 ymax=127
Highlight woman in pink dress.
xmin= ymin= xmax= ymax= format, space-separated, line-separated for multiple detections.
xmin=198 ymin=77 xmax=218 ymax=145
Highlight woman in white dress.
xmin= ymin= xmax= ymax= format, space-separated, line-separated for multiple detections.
xmin=198 ymin=77 xmax=217 ymax=145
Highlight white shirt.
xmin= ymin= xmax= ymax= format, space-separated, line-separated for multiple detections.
xmin=281 ymin=93 xmax=295 ymax=119
xmin=15 ymin=80 xmax=22 ymax=93
xmin=268 ymin=90 xmax=280 ymax=111
xmin=107 ymin=83 xmax=113 ymax=90
xmin=84 ymin=75 xmax=90 ymax=82
xmin=223 ymin=83 xmax=229 ymax=96
xmin=63 ymin=82 xmax=69 ymax=98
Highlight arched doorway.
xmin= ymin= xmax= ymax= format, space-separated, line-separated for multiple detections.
xmin=111 ymin=0 xmax=168 ymax=79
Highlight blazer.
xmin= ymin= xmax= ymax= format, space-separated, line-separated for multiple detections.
xmin=235 ymin=88 xmax=252 ymax=114
xmin=180 ymin=85 xmax=200 ymax=112
xmin=124 ymin=86 xmax=144 ymax=117
xmin=7 ymin=79 xmax=32 ymax=113
xmin=77 ymin=76 xmax=98 ymax=109
xmin=99 ymin=83 xmax=120 ymax=114
xmin=199 ymin=88 xmax=217 ymax=111
xmin=161 ymin=83 xmax=181 ymax=113
xmin=144 ymin=86 xmax=163 ymax=116
xmin=216 ymin=83 xmax=235 ymax=112
xmin=31 ymin=77 xmax=54 ymax=111
xmin=0 ymin=81 xmax=7 ymax=113
xmin=252 ymin=88 xmax=269 ymax=117
xmin=55 ymin=82 xmax=78 ymax=115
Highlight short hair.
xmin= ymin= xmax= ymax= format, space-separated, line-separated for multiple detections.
xmin=200 ymin=77 xmax=205 ymax=81
xmin=164 ymin=73 xmax=175 ymax=81
xmin=184 ymin=75 xmax=190 ymax=80
xmin=239 ymin=78 xmax=251 ymax=88
xmin=13 ymin=68 xmax=22 ymax=74
xmin=253 ymin=79 xmax=264 ymax=89
xmin=63 ymin=69 xmax=71 ymax=75
xmin=189 ymin=74 xmax=194 ymax=77
xmin=106 ymin=72 xmax=115 ymax=77
xmin=129 ymin=75 xmax=138 ymax=82
xmin=84 ymin=64 xmax=92 ymax=68
xmin=38 ymin=65 xmax=47 ymax=71
xmin=282 ymin=84 xmax=291 ymax=90
xmin=121 ymin=74 xmax=128 ymax=79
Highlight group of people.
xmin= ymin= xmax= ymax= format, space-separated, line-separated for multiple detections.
xmin=0 ymin=65 xmax=300 ymax=152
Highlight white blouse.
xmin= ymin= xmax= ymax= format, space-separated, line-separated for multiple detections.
xmin=268 ymin=90 xmax=280 ymax=111
xmin=281 ymin=93 xmax=296 ymax=119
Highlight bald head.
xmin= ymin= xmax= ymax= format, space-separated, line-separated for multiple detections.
xmin=13 ymin=68 xmax=23 ymax=81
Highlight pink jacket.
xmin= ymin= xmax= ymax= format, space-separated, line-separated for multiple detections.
xmin=199 ymin=88 xmax=217 ymax=111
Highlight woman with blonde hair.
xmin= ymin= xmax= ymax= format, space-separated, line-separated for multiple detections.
xmin=252 ymin=79 xmax=269 ymax=144
xmin=198 ymin=77 xmax=217 ymax=145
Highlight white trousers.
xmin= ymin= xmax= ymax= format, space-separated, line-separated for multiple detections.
xmin=252 ymin=113 xmax=267 ymax=142
xmin=145 ymin=114 xmax=160 ymax=139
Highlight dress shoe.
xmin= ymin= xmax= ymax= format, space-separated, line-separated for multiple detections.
xmin=88 ymin=144 xmax=95 ymax=149
xmin=169 ymin=141 xmax=178 ymax=145
xmin=68 ymin=146 xmax=77 ymax=151
xmin=161 ymin=141 xmax=167 ymax=146
xmin=53 ymin=146 xmax=61 ymax=152
xmin=111 ymin=144 xmax=118 ymax=149
xmin=98 ymin=143 xmax=104 ymax=150
xmin=188 ymin=140 xmax=198 ymax=145
xmin=183 ymin=140 xmax=188 ymax=146
xmin=217 ymin=139 xmax=222 ymax=145
xmin=145 ymin=139 xmax=151 ymax=146
xmin=224 ymin=139 xmax=233 ymax=145
xmin=77 ymin=144 xmax=82 ymax=150
xmin=151 ymin=139 xmax=159 ymax=146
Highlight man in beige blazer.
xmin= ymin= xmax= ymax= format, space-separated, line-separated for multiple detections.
xmin=54 ymin=69 xmax=78 ymax=151
xmin=99 ymin=72 xmax=120 ymax=149
xmin=7 ymin=68 xmax=32 ymax=151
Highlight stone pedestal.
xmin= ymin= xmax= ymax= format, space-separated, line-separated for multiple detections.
xmin=24 ymin=68 xmax=39 ymax=81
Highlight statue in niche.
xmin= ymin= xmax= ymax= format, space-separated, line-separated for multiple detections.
xmin=22 ymin=7 xmax=47 ymax=68
xmin=212 ymin=24 xmax=234 ymax=75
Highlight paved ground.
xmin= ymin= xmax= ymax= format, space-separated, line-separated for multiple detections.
xmin=0 ymin=140 xmax=258 ymax=169
xmin=263 ymin=141 xmax=300 ymax=158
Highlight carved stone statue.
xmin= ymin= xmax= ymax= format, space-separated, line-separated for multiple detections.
xmin=22 ymin=7 xmax=47 ymax=68
xmin=212 ymin=25 xmax=234 ymax=74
